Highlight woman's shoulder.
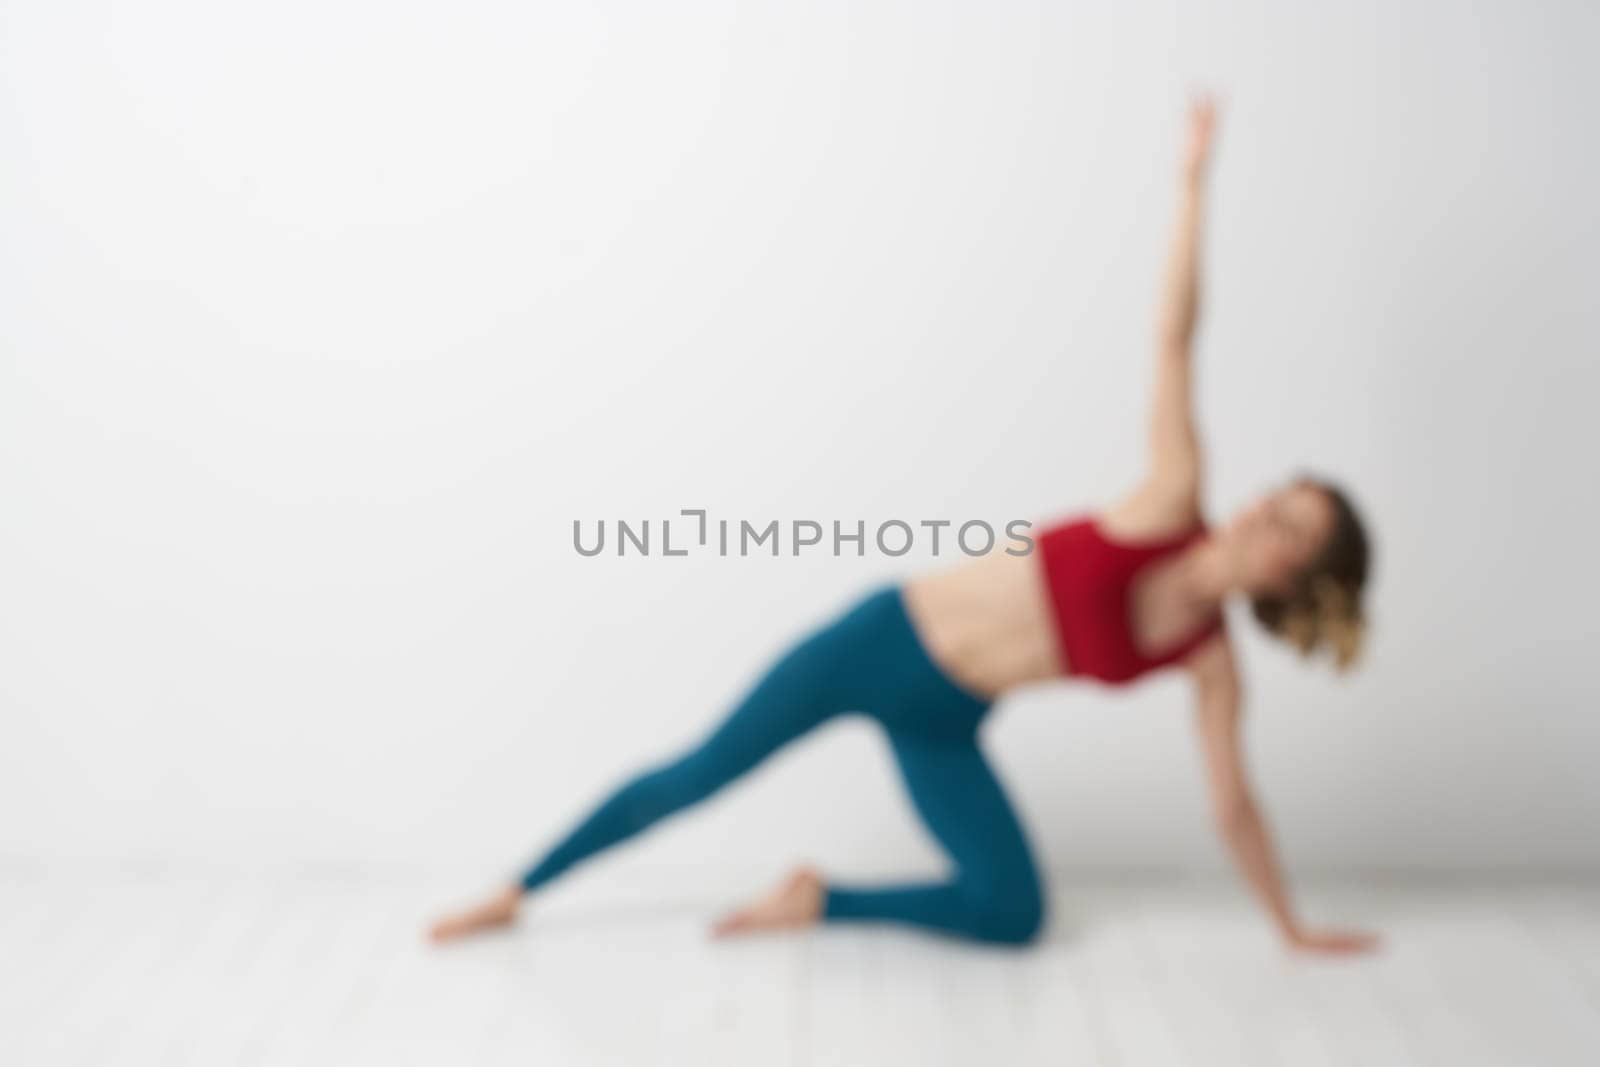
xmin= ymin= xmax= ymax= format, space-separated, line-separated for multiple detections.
xmin=1093 ymin=477 xmax=1209 ymax=543
xmin=1031 ymin=505 xmax=1207 ymax=557
xmin=1093 ymin=506 xmax=1207 ymax=548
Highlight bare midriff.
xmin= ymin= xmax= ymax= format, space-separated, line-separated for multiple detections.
xmin=900 ymin=549 xmax=1066 ymax=702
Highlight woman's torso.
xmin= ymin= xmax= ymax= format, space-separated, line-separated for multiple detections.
xmin=902 ymin=512 xmax=1224 ymax=700
xmin=901 ymin=548 xmax=1065 ymax=700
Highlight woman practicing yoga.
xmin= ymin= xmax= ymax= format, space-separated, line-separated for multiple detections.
xmin=429 ymin=98 xmax=1378 ymax=954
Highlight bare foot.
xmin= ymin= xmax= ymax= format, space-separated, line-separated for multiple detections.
xmin=427 ymin=885 xmax=522 ymax=945
xmin=711 ymin=866 xmax=824 ymax=938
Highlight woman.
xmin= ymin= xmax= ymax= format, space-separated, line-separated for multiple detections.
xmin=429 ymin=98 xmax=1378 ymax=955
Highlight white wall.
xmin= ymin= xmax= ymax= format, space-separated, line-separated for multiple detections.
xmin=3 ymin=0 xmax=1596 ymax=891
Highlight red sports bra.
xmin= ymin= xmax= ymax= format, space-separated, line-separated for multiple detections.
xmin=1036 ymin=515 xmax=1226 ymax=685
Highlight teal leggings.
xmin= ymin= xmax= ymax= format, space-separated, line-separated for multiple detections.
xmin=517 ymin=584 xmax=1047 ymax=945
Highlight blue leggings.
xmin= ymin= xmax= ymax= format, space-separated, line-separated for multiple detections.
xmin=517 ymin=584 xmax=1047 ymax=945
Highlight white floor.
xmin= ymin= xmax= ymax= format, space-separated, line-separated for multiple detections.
xmin=5 ymin=868 xmax=1599 ymax=1067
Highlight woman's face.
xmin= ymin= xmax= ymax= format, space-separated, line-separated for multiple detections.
xmin=1225 ymin=480 xmax=1336 ymax=595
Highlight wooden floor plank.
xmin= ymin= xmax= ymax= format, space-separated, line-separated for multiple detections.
xmin=8 ymin=874 xmax=1600 ymax=1067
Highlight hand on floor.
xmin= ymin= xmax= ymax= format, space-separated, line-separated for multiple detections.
xmin=1285 ymin=925 xmax=1382 ymax=956
xmin=427 ymin=885 xmax=522 ymax=944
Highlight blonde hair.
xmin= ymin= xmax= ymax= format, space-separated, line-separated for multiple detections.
xmin=1250 ymin=479 xmax=1371 ymax=673
xmin=1269 ymin=575 xmax=1366 ymax=670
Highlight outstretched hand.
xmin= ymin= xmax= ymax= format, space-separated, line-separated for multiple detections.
xmin=1285 ymin=925 xmax=1382 ymax=957
xmin=427 ymin=885 xmax=522 ymax=945
xmin=1181 ymin=93 xmax=1220 ymax=185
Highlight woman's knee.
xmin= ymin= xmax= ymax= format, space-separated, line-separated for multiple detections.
xmin=992 ymin=889 xmax=1047 ymax=945
xmin=959 ymin=866 xmax=1047 ymax=945
xmin=977 ymin=891 xmax=1046 ymax=945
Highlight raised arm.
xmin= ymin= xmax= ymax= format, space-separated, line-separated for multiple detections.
xmin=1108 ymin=96 xmax=1222 ymax=534
xmin=1188 ymin=637 xmax=1380 ymax=955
